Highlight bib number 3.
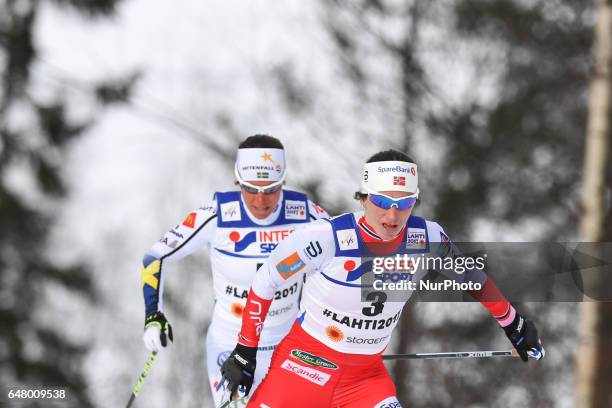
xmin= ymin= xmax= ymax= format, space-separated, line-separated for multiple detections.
xmin=362 ymin=291 xmax=387 ymax=316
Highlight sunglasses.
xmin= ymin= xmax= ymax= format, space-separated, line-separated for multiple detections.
xmin=368 ymin=191 xmax=418 ymax=210
xmin=238 ymin=179 xmax=284 ymax=194
xmin=234 ymin=165 xmax=285 ymax=194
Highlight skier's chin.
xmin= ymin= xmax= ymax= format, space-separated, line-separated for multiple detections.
xmin=251 ymin=206 xmax=272 ymax=219
xmin=379 ymin=223 xmax=400 ymax=240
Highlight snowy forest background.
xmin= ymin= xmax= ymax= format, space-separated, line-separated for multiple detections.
xmin=1 ymin=0 xmax=611 ymax=407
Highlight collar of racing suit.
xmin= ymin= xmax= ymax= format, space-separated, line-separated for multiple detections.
xmin=357 ymin=216 xmax=406 ymax=243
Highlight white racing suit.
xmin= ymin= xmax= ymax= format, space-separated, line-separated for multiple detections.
xmin=140 ymin=190 xmax=328 ymax=406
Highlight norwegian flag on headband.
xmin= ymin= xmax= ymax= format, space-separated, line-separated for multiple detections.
xmin=393 ymin=176 xmax=406 ymax=186
xmin=361 ymin=161 xmax=418 ymax=194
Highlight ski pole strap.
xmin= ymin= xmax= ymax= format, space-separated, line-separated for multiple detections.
xmin=382 ymin=349 xmax=519 ymax=360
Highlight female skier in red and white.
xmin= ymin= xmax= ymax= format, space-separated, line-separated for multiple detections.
xmin=221 ymin=150 xmax=544 ymax=408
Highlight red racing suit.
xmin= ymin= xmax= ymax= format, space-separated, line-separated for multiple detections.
xmin=236 ymin=212 xmax=515 ymax=407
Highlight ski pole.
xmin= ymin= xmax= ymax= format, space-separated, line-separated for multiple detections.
xmin=382 ymin=349 xmax=519 ymax=360
xmin=126 ymin=351 xmax=157 ymax=408
xmin=218 ymin=382 xmax=232 ymax=408
xmin=219 ymin=390 xmax=232 ymax=408
xmin=218 ymin=379 xmax=249 ymax=408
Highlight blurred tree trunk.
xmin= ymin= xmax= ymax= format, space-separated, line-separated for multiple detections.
xmin=576 ymin=0 xmax=611 ymax=407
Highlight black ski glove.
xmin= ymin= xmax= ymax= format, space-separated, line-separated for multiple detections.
xmin=504 ymin=313 xmax=545 ymax=362
xmin=220 ymin=343 xmax=257 ymax=398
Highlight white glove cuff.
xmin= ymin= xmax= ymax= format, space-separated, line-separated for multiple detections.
xmin=143 ymin=325 xmax=162 ymax=352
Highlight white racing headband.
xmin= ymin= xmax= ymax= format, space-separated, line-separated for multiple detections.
xmin=235 ymin=148 xmax=286 ymax=182
xmin=359 ymin=161 xmax=419 ymax=196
